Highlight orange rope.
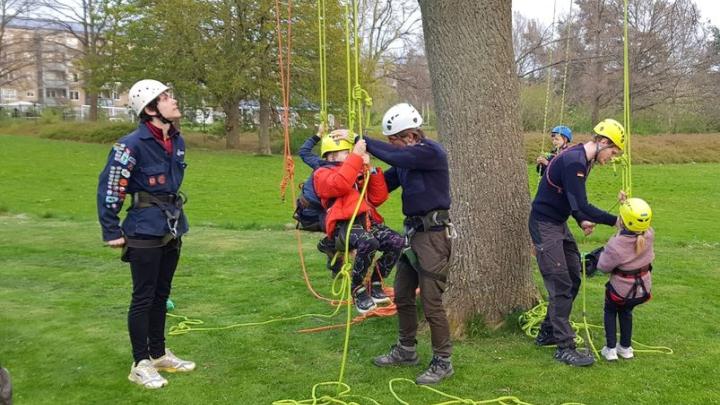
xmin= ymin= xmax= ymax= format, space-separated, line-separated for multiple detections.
xmin=294 ymin=230 xmax=348 ymax=306
xmin=274 ymin=0 xmax=348 ymax=307
xmin=274 ymin=0 xmax=394 ymax=327
xmin=298 ymin=287 xmax=397 ymax=333
xmin=275 ymin=0 xmax=294 ymax=201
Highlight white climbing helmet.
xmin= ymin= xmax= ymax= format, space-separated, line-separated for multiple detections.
xmin=128 ymin=79 xmax=169 ymax=116
xmin=381 ymin=103 xmax=423 ymax=136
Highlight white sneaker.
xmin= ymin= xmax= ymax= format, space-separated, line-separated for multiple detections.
xmin=151 ymin=349 xmax=196 ymax=372
xmin=617 ymin=345 xmax=634 ymax=359
xmin=600 ymin=346 xmax=618 ymax=361
xmin=128 ymin=359 xmax=168 ymax=389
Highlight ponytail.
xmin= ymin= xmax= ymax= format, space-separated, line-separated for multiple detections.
xmin=635 ymin=232 xmax=647 ymax=254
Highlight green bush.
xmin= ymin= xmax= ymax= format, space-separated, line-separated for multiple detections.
xmin=271 ymin=127 xmax=316 ymax=155
xmin=39 ymin=121 xmax=137 ymax=143
xmin=39 ymin=108 xmax=62 ymax=124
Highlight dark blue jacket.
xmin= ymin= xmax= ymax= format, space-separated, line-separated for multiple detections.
xmin=364 ymin=136 xmax=451 ymax=217
xmin=531 ymin=143 xmax=616 ymax=226
xmin=97 ymin=123 xmax=189 ymax=241
xmin=298 ymin=134 xmax=330 ymax=170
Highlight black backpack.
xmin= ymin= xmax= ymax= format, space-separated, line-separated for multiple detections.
xmin=293 ymin=174 xmax=325 ymax=232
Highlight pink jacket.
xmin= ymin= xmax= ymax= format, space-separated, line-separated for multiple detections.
xmin=597 ymin=228 xmax=655 ymax=299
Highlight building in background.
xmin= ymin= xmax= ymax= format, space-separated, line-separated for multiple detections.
xmin=0 ymin=17 xmax=129 ymax=120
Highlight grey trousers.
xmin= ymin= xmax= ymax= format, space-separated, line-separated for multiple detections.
xmin=528 ymin=214 xmax=582 ymax=347
xmin=395 ymin=229 xmax=453 ymax=358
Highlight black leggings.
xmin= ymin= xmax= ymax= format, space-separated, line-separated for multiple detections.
xmin=124 ymin=238 xmax=181 ymax=363
xmin=334 ymin=223 xmax=378 ymax=288
xmin=334 ymin=222 xmax=404 ymax=289
xmin=369 ymin=223 xmax=404 ymax=282
xmin=604 ymin=286 xmax=648 ymax=348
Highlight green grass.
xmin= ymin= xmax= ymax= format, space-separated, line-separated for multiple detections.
xmin=1 ymin=134 xmax=719 ymax=404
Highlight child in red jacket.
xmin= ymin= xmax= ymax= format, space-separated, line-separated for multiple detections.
xmin=314 ymin=135 xmax=404 ymax=313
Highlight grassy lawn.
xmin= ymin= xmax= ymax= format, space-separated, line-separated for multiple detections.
xmin=1 ymin=134 xmax=719 ymax=404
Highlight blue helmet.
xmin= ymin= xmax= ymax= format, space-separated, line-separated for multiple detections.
xmin=551 ymin=125 xmax=572 ymax=142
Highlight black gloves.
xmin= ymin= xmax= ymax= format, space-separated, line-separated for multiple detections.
xmin=583 ymin=246 xmax=605 ymax=277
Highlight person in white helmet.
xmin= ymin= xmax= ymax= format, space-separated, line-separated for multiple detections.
xmin=367 ymin=103 xmax=455 ymax=385
xmin=97 ymin=79 xmax=195 ymax=389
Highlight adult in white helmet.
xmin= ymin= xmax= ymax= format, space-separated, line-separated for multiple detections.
xmin=367 ymin=103 xmax=455 ymax=385
xmin=97 ymin=79 xmax=195 ymax=389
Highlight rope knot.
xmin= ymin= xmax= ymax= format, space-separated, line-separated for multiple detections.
xmin=352 ymin=85 xmax=372 ymax=106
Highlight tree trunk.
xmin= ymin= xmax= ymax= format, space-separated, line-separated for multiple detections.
xmin=418 ymin=0 xmax=537 ymax=337
xmin=257 ymin=96 xmax=272 ymax=155
xmin=88 ymin=92 xmax=99 ymax=121
xmin=224 ymin=99 xmax=241 ymax=149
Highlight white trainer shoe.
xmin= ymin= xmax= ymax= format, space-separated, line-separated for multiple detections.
xmin=617 ymin=345 xmax=634 ymax=359
xmin=128 ymin=359 xmax=168 ymax=389
xmin=600 ymin=346 xmax=618 ymax=361
xmin=151 ymin=349 xmax=196 ymax=373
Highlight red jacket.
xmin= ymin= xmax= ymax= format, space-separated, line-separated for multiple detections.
xmin=313 ymin=153 xmax=389 ymax=237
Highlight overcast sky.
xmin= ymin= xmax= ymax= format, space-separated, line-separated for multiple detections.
xmin=513 ymin=0 xmax=720 ymax=26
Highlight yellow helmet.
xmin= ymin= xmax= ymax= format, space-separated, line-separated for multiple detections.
xmin=593 ymin=118 xmax=625 ymax=151
xmin=619 ymin=198 xmax=652 ymax=233
xmin=320 ymin=134 xmax=354 ymax=157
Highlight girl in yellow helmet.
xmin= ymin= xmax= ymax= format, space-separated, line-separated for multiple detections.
xmin=595 ymin=197 xmax=655 ymax=361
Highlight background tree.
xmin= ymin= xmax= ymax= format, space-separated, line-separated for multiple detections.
xmin=513 ymin=11 xmax=556 ymax=80
xmin=510 ymin=0 xmax=719 ymax=134
xmin=352 ymin=0 xmax=421 ymax=117
xmin=418 ymin=0 xmax=537 ymax=335
xmin=36 ymin=0 xmax=127 ymax=121
xmin=112 ymin=0 xmax=347 ymax=150
xmin=389 ymin=44 xmax=432 ymax=116
xmin=0 ymin=0 xmax=34 ymax=91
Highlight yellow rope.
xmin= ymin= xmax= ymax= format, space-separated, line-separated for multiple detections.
xmin=388 ymin=378 xmax=585 ymax=405
xmin=540 ymin=0 xmax=558 ymax=155
xmin=344 ymin=0 xmax=372 ymax=138
xmin=558 ymin=0 xmax=573 ymax=125
xmin=344 ymin=2 xmax=353 ymax=132
xmin=318 ymin=0 xmax=328 ymax=130
xmin=273 ymin=381 xmax=381 ymax=405
xmin=277 ymin=2 xmax=373 ymax=400
xmin=580 ymin=248 xmax=601 ymax=359
xmin=622 ymin=0 xmax=633 ymax=197
xmin=167 ymin=308 xmax=342 ymax=336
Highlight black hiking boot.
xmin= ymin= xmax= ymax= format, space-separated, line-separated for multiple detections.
xmin=369 ymin=282 xmax=391 ymax=304
xmin=372 ymin=343 xmax=419 ymax=367
xmin=553 ymin=346 xmax=595 ymax=367
xmin=535 ymin=327 xmax=558 ymax=346
xmin=352 ymin=286 xmax=377 ymax=314
xmin=317 ymin=239 xmax=343 ymax=277
xmin=416 ymin=355 xmax=454 ymax=385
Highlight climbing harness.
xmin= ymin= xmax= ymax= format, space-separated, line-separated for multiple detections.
xmin=131 ymin=191 xmax=186 ymax=238
xmin=540 ymin=0 xmax=574 ymax=156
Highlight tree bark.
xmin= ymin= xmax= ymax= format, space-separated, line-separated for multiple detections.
xmin=88 ymin=92 xmax=98 ymax=121
xmin=257 ymin=96 xmax=272 ymax=155
xmin=224 ymin=98 xmax=241 ymax=149
xmin=418 ymin=0 xmax=538 ymax=336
